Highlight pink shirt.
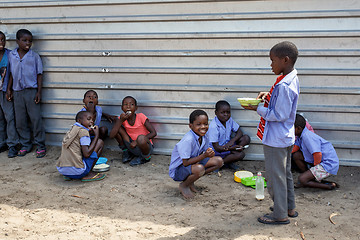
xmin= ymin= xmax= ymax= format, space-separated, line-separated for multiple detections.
xmin=121 ymin=113 xmax=152 ymax=144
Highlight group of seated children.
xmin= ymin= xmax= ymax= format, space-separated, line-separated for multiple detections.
xmin=57 ymin=94 xmax=157 ymax=181
xmin=0 ymin=29 xmax=46 ymax=159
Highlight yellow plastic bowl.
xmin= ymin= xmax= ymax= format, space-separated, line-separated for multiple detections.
xmin=234 ymin=170 xmax=253 ymax=183
xmin=237 ymin=98 xmax=262 ymax=107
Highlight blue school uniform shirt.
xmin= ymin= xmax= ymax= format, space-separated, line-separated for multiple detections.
xmin=56 ymin=122 xmax=92 ymax=176
xmin=0 ymin=48 xmax=10 ymax=92
xmin=8 ymin=48 xmax=43 ymax=91
xmin=169 ymin=130 xmax=209 ymax=179
xmin=257 ymin=69 xmax=299 ymax=148
xmin=80 ymin=105 xmax=103 ymax=126
xmin=208 ymin=116 xmax=239 ymax=148
xmin=295 ymin=127 xmax=339 ymax=175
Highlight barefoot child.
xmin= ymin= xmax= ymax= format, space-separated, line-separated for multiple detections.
xmin=294 ymin=114 xmax=339 ymax=190
xmin=208 ymin=100 xmax=250 ymax=170
xmin=169 ymin=109 xmax=223 ymax=199
xmin=56 ymin=111 xmax=105 ymax=181
xmin=242 ymin=41 xmax=299 ymax=224
xmin=109 ymin=96 xmax=157 ymax=166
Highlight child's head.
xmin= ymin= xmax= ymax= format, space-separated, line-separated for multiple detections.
xmin=0 ymin=31 xmax=6 ymax=50
xmin=270 ymin=41 xmax=298 ymax=75
xmin=122 ymin=96 xmax=137 ymax=114
xmin=83 ymin=90 xmax=98 ymax=106
xmin=76 ymin=111 xmax=93 ymax=129
xmin=16 ymin=29 xmax=33 ymax=52
xmin=189 ymin=109 xmax=209 ymax=137
xmin=294 ymin=113 xmax=306 ymax=136
xmin=215 ymin=100 xmax=231 ymax=124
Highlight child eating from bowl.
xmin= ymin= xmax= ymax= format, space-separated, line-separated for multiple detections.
xmin=208 ymin=100 xmax=250 ymax=170
xmin=169 ymin=109 xmax=223 ymax=199
xmin=56 ymin=111 xmax=105 ymax=182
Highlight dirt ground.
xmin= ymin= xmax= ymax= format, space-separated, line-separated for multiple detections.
xmin=0 ymin=146 xmax=359 ymax=240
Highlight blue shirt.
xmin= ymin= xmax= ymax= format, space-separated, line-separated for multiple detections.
xmin=169 ymin=130 xmax=209 ymax=179
xmin=8 ymin=48 xmax=43 ymax=91
xmin=208 ymin=116 xmax=239 ymax=148
xmin=0 ymin=48 xmax=10 ymax=92
xmin=80 ymin=105 xmax=103 ymax=126
xmin=257 ymin=69 xmax=299 ymax=148
xmin=295 ymin=127 xmax=339 ymax=175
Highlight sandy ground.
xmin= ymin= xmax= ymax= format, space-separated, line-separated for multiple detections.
xmin=0 ymin=146 xmax=359 ymax=240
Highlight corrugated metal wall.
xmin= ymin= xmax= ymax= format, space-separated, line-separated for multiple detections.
xmin=1 ymin=0 xmax=359 ymax=166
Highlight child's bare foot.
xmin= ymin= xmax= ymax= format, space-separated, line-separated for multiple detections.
xmin=189 ymin=183 xmax=199 ymax=193
xmin=179 ymin=182 xmax=195 ymax=199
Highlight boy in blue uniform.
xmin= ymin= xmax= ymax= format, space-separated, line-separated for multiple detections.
xmin=208 ymin=100 xmax=250 ymax=170
xmin=7 ymin=29 xmax=46 ymax=158
xmin=243 ymin=41 xmax=299 ymax=224
xmin=169 ymin=110 xmax=223 ymax=199
xmin=293 ymin=114 xmax=339 ymax=190
xmin=0 ymin=31 xmax=19 ymax=158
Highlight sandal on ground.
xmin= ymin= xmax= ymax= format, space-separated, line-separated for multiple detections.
xmin=36 ymin=149 xmax=46 ymax=158
xmin=323 ymin=181 xmax=338 ymax=190
xmin=63 ymin=176 xmax=72 ymax=181
xmin=81 ymin=173 xmax=106 ymax=182
xmin=18 ymin=148 xmax=29 ymax=157
xmin=269 ymin=206 xmax=298 ymax=218
xmin=258 ymin=215 xmax=290 ymax=225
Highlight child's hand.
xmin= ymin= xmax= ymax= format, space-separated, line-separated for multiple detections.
xmin=6 ymin=89 xmax=12 ymax=101
xmin=119 ymin=111 xmax=131 ymax=121
xmin=257 ymin=92 xmax=269 ymax=101
xmin=107 ymin=115 xmax=117 ymax=123
xmin=92 ymin=125 xmax=99 ymax=136
xmin=242 ymin=103 xmax=258 ymax=111
xmin=204 ymin=147 xmax=215 ymax=158
xmin=34 ymin=91 xmax=41 ymax=104
xmin=130 ymin=141 xmax=137 ymax=149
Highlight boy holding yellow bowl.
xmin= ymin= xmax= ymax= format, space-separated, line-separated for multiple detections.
xmin=242 ymin=41 xmax=299 ymax=225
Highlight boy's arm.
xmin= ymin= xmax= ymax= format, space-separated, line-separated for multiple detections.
xmin=182 ymin=147 xmax=214 ymax=167
xmin=6 ymin=72 xmax=13 ymax=101
xmin=225 ymin=128 xmax=243 ymax=149
xmin=109 ymin=117 xmax=123 ymax=139
xmin=313 ymin=152 xmax=322 ymax=166
xmin=144 ymin=119 xmax=157 ymax=139
xmin=102 ymin=112 xmax=117 ymax=123
xmin=292 ymin=145 xmax=300 ymax=153
xmin=212 ymin=142 xmax=228 ymax=152
xmin=81 ymin=126 xmax=100 ymax=158
xmin=34 ymin=74 xmax=42 ymax=104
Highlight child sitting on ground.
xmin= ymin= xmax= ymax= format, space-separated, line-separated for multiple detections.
xmin=169 ymin=109 xmax=224 ymax=199
xmin=208 ymin=100 xmax=250 ymax=170
xmin=80 ymin=90 xmax=118 ymax=141
xmin=56 ymin=111 xmax=105 ymax=181
xmin=109 ymin=96 xmax=157 ymax=166
xmin=293 ymin=114 xmax=339 ymax=190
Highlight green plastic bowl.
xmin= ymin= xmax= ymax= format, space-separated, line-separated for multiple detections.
xmin=237 ymin=98 xmax=262 ymax=107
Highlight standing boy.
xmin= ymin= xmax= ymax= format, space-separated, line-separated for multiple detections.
xmin=169 ymin=110 xmax=223 ymax=199
xmin=0 ymin=31 xmax=19 ymax=158
xmin=7 ymin=29 xmax=46 ymax=158
xmin=242 ymin=41 xmax=299 ymax=224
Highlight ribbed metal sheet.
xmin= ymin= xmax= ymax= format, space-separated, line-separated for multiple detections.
xmin=1 ymin=0 xmax=359 ymax=165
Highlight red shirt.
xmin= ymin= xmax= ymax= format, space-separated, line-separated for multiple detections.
xmin=121 ymin=113 xmax=153 ymax=144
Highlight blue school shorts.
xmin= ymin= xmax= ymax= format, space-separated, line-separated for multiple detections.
xmin=173 ymin=158 xmax=209 ymax=181
xmin=63 ymin=152 xmax=98 ymax=179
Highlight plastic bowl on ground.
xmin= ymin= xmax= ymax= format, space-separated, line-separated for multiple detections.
xmin=237 ymin=98 xmax=262 ymax=107
xmin=234 ymin=170 xmax=254 ymax=183
xmin=93 ymin=163 xmax=110 ymax=172
xmin=96 ymin=157 xmax=108 ymax=165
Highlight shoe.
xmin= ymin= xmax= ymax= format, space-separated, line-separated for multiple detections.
xmin=227 ymin=162 xmax=240 ymax=171
xmin=129 ymin=156 xmax=146 ymax=166
xmin=81 ymin=173 xmax=106 ymax=182
xmin=122 ymin=150 xmax=134 ymax=163
xmin=0 ymin=145 xmax=8 ymax=153
xmin=8 ymin=147 xmax=17 ymax=158
xmin=36 ymin=149 xmax=46 ymax=158
xmin=258 ymin=214 xmax=290 ymax=225
xmin=18 ymin=148 xmax=30 ymax=157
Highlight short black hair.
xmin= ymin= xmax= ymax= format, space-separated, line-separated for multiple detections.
xmin=0 ymin=31 xmax=5 ymax=38
xmin=189 ymin=109 xmax=208 ymax=124
xmin=16 ymin=29 xmax=32 ymax=40
xmin=122 ymin=96 xmax=137 ymax=106
xmin=270 ymin=41 xmax=298 ymax=64
xmin=215 ymin=100 xmax=230 ymax=111
xmin=83 ymin=89 xmax=98 ymax=99
xmin=295 ymin=114 xmax=306 ymax=129
xmin=75 ymin=111 xmax=89 ymax=122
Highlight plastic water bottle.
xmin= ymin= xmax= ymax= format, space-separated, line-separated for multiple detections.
xmin=255 ymin=172 xmax=264 ymax=201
